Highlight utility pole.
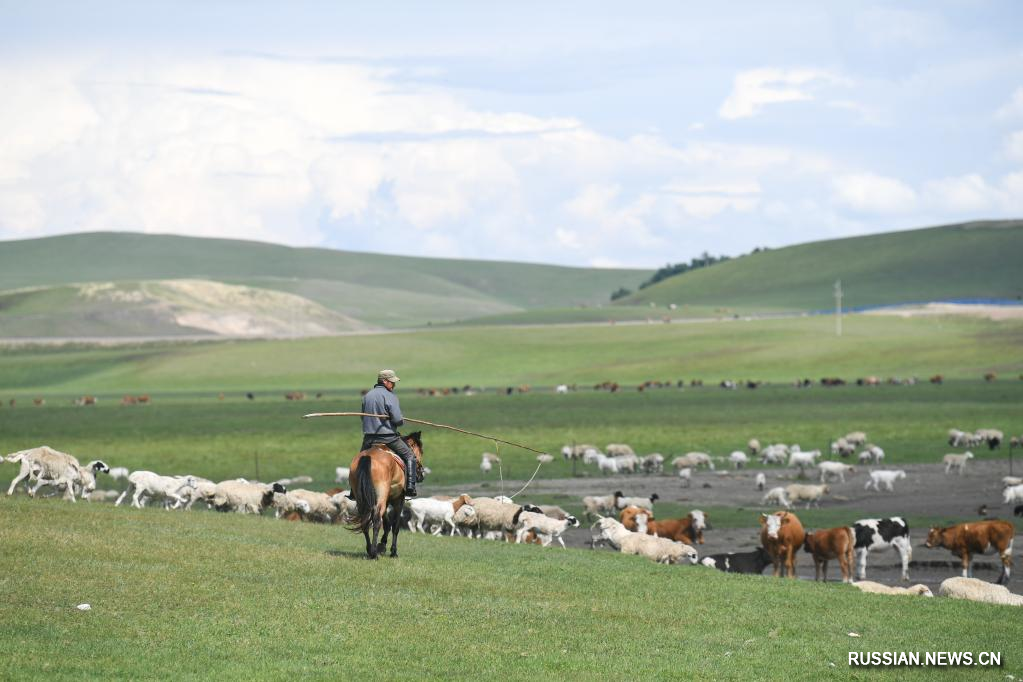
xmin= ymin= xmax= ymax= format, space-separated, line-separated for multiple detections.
xmin=834 ymin=279 xmax=843 ymax=337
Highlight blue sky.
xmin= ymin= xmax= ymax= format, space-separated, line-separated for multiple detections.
xmin=1 ymin=1 xmax=1021 ymax=267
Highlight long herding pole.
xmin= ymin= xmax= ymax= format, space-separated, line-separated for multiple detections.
xmin=302 ymin=412 xmax=549 ymax=456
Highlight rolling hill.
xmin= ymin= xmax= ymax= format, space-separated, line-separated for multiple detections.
xmin=623 ymin=220 xmax=1023 ymax=311
xmin=0 ymin=232 xmax=649 ymax=335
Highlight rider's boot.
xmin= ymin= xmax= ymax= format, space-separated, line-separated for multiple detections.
xmin=404 ymin=455 xmax=418 ymax=499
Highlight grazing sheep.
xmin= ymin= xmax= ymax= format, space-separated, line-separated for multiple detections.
xmin=830 ymin=438 xmax=855 ymax=458
xmin=938 ymin=577 xmax=1023 ymax=606
xmin=759 ymin=444 xmax=788 ymax=465
xmin=677 ymin=467 xmax=692 ymax=488
xmin=948 ymin=428 xmax=970 ymax=448
xmin=1002 ymin=484 xmax=1023 ymax=506
xmin=582 ymin=493 xmax=617 ymax=520
xmin=728 ymin=451 xmax=749 ymax=469
xmin=596 ymin=517 xmax=698 ymax=565
xmin=818 ymin=461 xmax=856 ymax=483
xmin=844 ymin=431 xmax=867 ymax=447
xmin=864 ymin=469 xmax=906 ymax=492
xmin=943 ymin=452 xmax=974 ymax=475
xmin=562 ymin=444 xmax=598 ymax=460
xmin=452 ymin=504 xmax=479 ymax=537
xmin=614 ymin=491 xmax=659 ymax=511
xmin=536 ymin=453 xmax=554 ymax=464
xmin=598 ymin=457 xmax=619 ymax=475
xmin=755 ymin=472 xmax=766 ymax=491
xmin=605 ymin=444 xmax=636 ymax=457
xmin=334 ymin=467 xmax=350 ymax=484
xmin=762 ymin=487 xmax=791 ymax=509
xmin=788 ymin=449 xmax=821 ymax=471
xmin=640 ymin=453 xmax=665 ymax=474
xmin=210 ymin=480 xmax=285 ymax=514
xmin=857 ymin=445 xmax=885 ymax=465
xmin=466 ymin=496 xmax=542 ymax=541
xmin=514 ymin=511 xmax=579 ymax=547
xmin=613 ymin=454 xmax=640 ymax=474
xmin=673 ymin=452 xmax=715 ymax=470
xmin=975 ymin=429 xmax=1004 ymax=450
xmin=747 ymin=438 xmax=761 ymax=456
xmin=270 ymin=490 xmax=312 ymax=518
xmin=784 ymin=483 xmax=829 ymax=509
xmin=283 ymin=489 xmax=350 ymax=523
xmin=852 ymin=581 xmax=933 ymax=597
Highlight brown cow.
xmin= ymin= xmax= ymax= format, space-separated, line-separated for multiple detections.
xmin=620 ymin=505 xmax=653 ymax=532
xmin=647 ymin=510 xmax=707 ymax=545
xmin=924 ymin=520 xmax=1015 ymax=584
xmin=803 ymin=526 xmax=855 ymax=583
xmin=760 ymin=511 xmax=805 ymax=578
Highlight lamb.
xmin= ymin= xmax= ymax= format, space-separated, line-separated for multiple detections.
xmin=270 ymin=490 xmax=312 ymax=518
xmin=640 ymin=453 xmax=665 ymax=474
xmin=755 ymin=472 xmax=766 ymax=491
xmin=844 ymin=431 xmax=867 ymax=446
xmin=938 ymin=577 xmax=1023 ymax=606
xmin=788 ymin=449 xmax=821 ymax=471
xmin=407 ymin=495 xmax=471 ymax=535
xmin=864 ymin=469 xmax=906 ymax=492
xmin=943 ymin=452 xmax=974 ymax=475
xmin=210 ymin=480 xmax=286 ymax=514
xmin=605 ymin=443 xmax=636 ymax=457
xmin=596 ymin=517 xmax=698 ymax=565
xmin=582 ymin=493 xmax=617 ymax=520
xmin=857 ymin=445 xmax=885 ymax=464
xmin=1002 ymin=484 xmax=1023 ymax=506
xmin=283 ymin=489 xmax=350 ymax=523
xmin=677 ymin=467 xmax=692 ymax=487
xmin=451 ymin=504 xmax=479 ymax=537
xmin=514 ymin=511 xmax=580 ymax=547
xmin=784 ymin=483 xmax=829 ymax=509
xmin=614 ymin=491 xmax=659 ymax=511
xmin=612 ymin=454 xmax=639 ymax=474
xmin=747 ymin=438 xmax=761 ymax=456
xmin=759 ymin=445 xmax=788 ymax=464
xmin=672 ymin=452 xmax=715 ymax=470
xmin=762 ymin=487 xmax=791 ymax=509
xmin=974 ymin=429 xmax=1004 ymax=450
xmin=536 ymin=454 xmax=554 ymax=464
xmin=334 ymin=467 xmax=350 ymax=484
xmin=948 ymin=428 xmax=971 ymax=447
xmin=852 ymin=581 xmax=933 ymax=597
xmin=173 ymin=476 xmax=217 ymax=510
xmin=116 ymin=471 xmax=196 ymax=509
xmin=728 ymin=451 xmax=749 ymax=469
xmin=830 ymin=438 xmax=855 ymax=458
xmin=466 ymin=496 xmax=542 ymax=541
xmin=818 ymin=461 xmax=856 ymax=483
xmin=598 ymin=457 xmax=619 ymax=475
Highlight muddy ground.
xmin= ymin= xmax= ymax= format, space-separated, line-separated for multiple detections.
xmin=433 ymin=458 xmax=1022 ymax=593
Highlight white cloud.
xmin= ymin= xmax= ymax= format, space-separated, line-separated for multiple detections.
xmin=1005 ymin=130 xmax=1023 ymax=163
xmin=832 ymin=173 xmax=917 ymax=214
xmin=995 ymin=87 xmax=1023 ymax=120
xmin=719 ymin=68 xmax=850 ymax=120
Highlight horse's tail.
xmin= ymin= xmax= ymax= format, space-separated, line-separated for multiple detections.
xmin=347 ymin=455 xmax=377 ymax=532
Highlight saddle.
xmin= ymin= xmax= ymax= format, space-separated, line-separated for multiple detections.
xmin=372 ymin=444 xmax=406 ymax=476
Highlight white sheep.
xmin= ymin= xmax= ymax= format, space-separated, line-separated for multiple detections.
xmin=452 ymin=504 xmax=479 ymax=537
xmin=864 ymin=469 xmax=906 ymax=492
xmin=948 ymin=428 xmax=970 ymax=447
xmin=818 ymin=461 xmax=855 ymax=483
xmin=613 ymin=491 xmax=659 ymax=511
xmin=285 ymin=489 xmax=348 ymax=523
xmin=677 ymin=467 xmax=692 ymax=488
xmin=830 ymin=438 xmax=854 ymax=458
xmin=943 ymin=452 xmax=974 ymax=475
xmin=755 ymin=472 xmax=766 ymax=491
xmin=762 ymin=487 xmax=791 ymax=509
xmin=787 ymin=449 xmax=820 ymax=471
xmin=582 ymin=493 xmax=617 ymax=519
xmin=852 ymin=581 xmax=933 ymax=597
xmin=407 ymin=495 xmax=470 ymax=535
xmin=116 ymin=471 xmax=195 ymax=509
xmin=332 ymin=491 xmax=358 ymax=523
xmin=6 ymin=446 xmax=108 ymax=501
xmin=210 ymin=480 xmax=285 ymax=514
xmin=747 ymin=438 xmax=761 ymax=455
xmin=857 ymin=445 xmax=884 ymax=465
xmin=334 ymin=466 xmax=350 ymax=484
xmin=108 ymin=466 xmax=130 ymax=480
xmin=605 ymin=443 xmax=636 ymax=457
xmin=466 ymin=496 xmax=541 ymax=541
xmin=845 ymin=431 xmax=867 ymax=446
xmin=673 ymin=452 xmax=715 ymax=470
xmin=640 ymin=453 xmax=665 ymax=474
xmin=1002 ymin=476 xmax=1023 ymax=488
xmin=173 ymin=476 xmax=217 ymax=510
xmin=270 ymin=491 xmax=312 ymax=518
xmin=596 ymin=517 xmax=698 ymax=564
xmin=728 ymin=451 xmax=749 ymax=469
xmin=613 ymin=454 xmax=639 ymax=473
xmin=514 ymin=511 xmax=580 ymax=547
xmin=581 ymin=448 xmax=604 ymax=465
xmin=938 ymin=577 xmax=1023 ymax=606
xmin=759 ymin=444 xmax=788 ymax=465
xmin=598 ymin=457 xmax=619 ymax=475
xmin=785 ymin=483 xmax=829 ymax=508
xmin=1002 ymin=484 xmax=1023 ymax=506
xmin=536 ymin=453 xmax=554 ymax=464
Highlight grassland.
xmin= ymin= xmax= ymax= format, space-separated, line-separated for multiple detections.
xmin=625 ymin=220 xmax=1023 ymax=311
xmin=1 ymin=314 xmax=1021 ymax=395
xmin=1 ymin=496 xmax=1020 ymax=681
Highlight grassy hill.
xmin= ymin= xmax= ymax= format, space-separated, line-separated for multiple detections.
xmin=624 ymin=220 xmax=1023 ymax=311
xmin=0 ymin=232 xmax=649 ymax=332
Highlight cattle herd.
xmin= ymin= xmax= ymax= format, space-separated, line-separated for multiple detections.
xmin=4 ymin=423 xmax=1023 ymax=608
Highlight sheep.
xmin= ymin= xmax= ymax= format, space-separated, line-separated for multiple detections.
xmin=759 ymin=444 xmax=788 ymax=465
xmin=514 ymin=511 xmax=580 ymax=547
xmin=1003 ymin=484 xmax=1023 ymax=506
xmin=108 ymin=466 xmax=130 ymax=481
xmin=270 ymin=491 xmax=312 ymax=518
xmin=407 ymin=495 xmax=470 ymax=535
xmin=938 ymin=577 xmax=1023 ymax=606
xmin=865 ymin=469 xmax=906 ymax=492
xmin=538 ymin=505 xmax=571 ymax=520
xmin=857 ymin=445 xmax=884 ymax=465
xmin=173 ymin=476 xmax=217 ymax=510
xmin=943 ymin=451 xmax=974 ymax=475
xmin=640 ymin=453 xmax=665 ymax=474
xmin=755 ymin=472 xmax=766 ymax=491
xmin=598 ymin=457 xmax=619 ymax=475
xmin=284 ymin=489 xmax=350 ymax=523
xmin=210 ymin=480 xmax=286 ymax=514
xmin=788 ymin=449 xmax=821 ymax=471
xmin=331 ymin=491 xmax=358 ymax=523
xmin=613 ymin=491 xmax=659 ymax=511
xmin=116 ymin=471 xmax=196 ymax=509
xmin=747 ymin=438 xmax=761 ymax=456
xmin=677 ymin=467 xmax=692 ymax=488
xmin=596 ymin=517 xmax=698 ymax=565
xmin=272 ymin=475 xmax=313 ymax=487
xmin=582 ymin=493 xmax=617 ymax=520
xmin=852 ymin=581 xmax=934 ymax=597
xmin=6 ymin=446 xmax=106 ymax=501
xmin=452 ymin=504 xmax=479 ymax=537
xmin=1002 ymin=476 xmax=1023 ymax=488
xmin=334 ymin=467 xmax=351 ymax=484
xmin=581 ymin=448 xmax=605 ymax=465
xmin=562 ymin=444 xmax=598 ymax=460
xmin=465 ymin=496 xmax=542 ymax=541
xmin=536 ymin=453 xmax=554 ymax=464
xmin=844 ymin=431 xmax=867 ymax=446
xmin=728 ymin=451 xmax=749 ymax=469
xmin=948 ymin=428 xmax=970 ymax=447
xmin=784 ymin=484 xmax=829 ymax=509
xmin=480 ymin=455 xmax=493 ymax=475
xmin=673 ymin=452 xmax=715 ymax=470
xmin=605 ymin=444 xmax=635 ymax=457
xmin=613 ymin=454 xmax=639 ymax=474
xmin=975 ymin=429 xmax=1004 ymax=450
xmin=762 ymin=487 xmax=791 ymax=509
xmin=818 ymin=461 xmax=855 ymax=483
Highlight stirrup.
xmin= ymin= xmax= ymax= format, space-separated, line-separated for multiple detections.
xmin=404 ymin=487 xmax=418 ymax=499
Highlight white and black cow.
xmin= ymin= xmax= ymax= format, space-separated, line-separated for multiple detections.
xmin=700 ymin=547 xmax=773 ymax=574
xmin=852 ymin=517 xmax=912 ymax=582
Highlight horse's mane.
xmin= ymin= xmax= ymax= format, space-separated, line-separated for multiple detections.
xmin=405 ymin=431 xmax=423 ymax=451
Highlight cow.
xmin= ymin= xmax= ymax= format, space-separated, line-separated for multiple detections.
xmin=803 ymin=526 xmax=855 ymax=583
xmin=759 ymin=511 xmax=805 ymax=578
xmin=924 ymin=520 xmax=1015 ymax=585
xmin=647 ymin=510 xmax=707 ymax=545
xmin=701 ymin=547 xmax=772 ymax=574
xmin=852 ymin=517 xmax=912 ymax=582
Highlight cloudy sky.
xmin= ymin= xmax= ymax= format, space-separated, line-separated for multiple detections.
xmin=1 ymin=2 xmax=1021 ymax=268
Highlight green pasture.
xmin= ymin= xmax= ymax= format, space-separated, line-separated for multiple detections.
xmin=1 ymin=383 xmax=1019 ymax=489
xmin=1 ymin=314 xmax=1021 ymax=395
xmin=1 ymin=497 xmax=1020 ymax=681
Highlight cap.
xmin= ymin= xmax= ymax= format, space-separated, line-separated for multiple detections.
xmin=378 ymin=369 xmax=400 ymax=383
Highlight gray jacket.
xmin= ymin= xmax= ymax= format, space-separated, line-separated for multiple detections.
xmin=362 ymin=384 xmax=404 ymax=436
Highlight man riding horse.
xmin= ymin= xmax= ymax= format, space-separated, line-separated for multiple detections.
xmin=361 ymin=369 xmax=420 ymax=498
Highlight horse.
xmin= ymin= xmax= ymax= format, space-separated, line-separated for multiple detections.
xmin=348 ymin=432 xmax=424 ymax=559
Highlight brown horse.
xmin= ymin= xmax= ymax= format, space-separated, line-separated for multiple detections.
xmin=348 ymin=432 xmax=424 ymax=559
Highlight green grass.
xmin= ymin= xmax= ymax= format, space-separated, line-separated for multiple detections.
xmin=443 ymin=303 xmax=783 ymax=326
xmin=1 ymin=497 xmax=1020 ymax=680
xmin=625 ymin=220 xmax=1023 ymax=310
xmin=1 ymin=314 xmax=1021 ymax=394
xmin=1 ymin=383 xmax=1020 ymax=489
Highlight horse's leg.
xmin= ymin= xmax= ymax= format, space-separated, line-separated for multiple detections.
xmin=363 ymin=518 xmax=375 ymax=558
xmin=389 ymin=499 xmax=404 ymax=558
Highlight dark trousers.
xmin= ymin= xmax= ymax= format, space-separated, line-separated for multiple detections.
xmin=362 ymin=434 xmax=417 ymax=489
